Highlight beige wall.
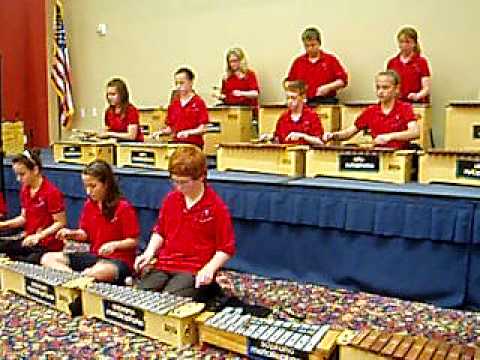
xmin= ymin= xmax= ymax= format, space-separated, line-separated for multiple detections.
xmin=54 ymin=0 xmax=480 ymax=146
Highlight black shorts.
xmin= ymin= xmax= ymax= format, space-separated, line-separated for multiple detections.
xmin=67 ymin=252 xmax=131 ymax=285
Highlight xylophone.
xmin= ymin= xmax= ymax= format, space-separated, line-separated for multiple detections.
xmin=419 ymin=149 xmax=480 ymax=187
xmin=216 ymin=142 xmax=307 ymax=176
xmin=0 ymin=261 xmax=92 ymax=315
xmin=53 ymin=139 xmax=116 ymax=165
xmin=337 ymin=328 xmax=479 ymax=360
xmin=340 ymin=101 xmax=432 ymax=149
xmin=81 ymin=282 xmax=205 ymax=347
xmin=259 ymin=103 xmax=341 ymax=135
xmin=444 ymin=101 xmax=480 ymax=150
xmin=197 ymin=307 xmax=340 ymax=360
xmin=116 ymin=142 xmax=194 ymax=169
xmin=305 ymin=145 xmax=415 ymax=184
xmin=138 ymin=107 xmax=167 ymax=138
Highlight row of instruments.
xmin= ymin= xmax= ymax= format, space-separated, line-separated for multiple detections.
xmin=1 ymin=258 xmax=478 ymax=359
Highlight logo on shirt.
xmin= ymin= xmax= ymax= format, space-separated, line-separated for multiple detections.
xmin=196 ymin=208 xmax=214 ymax=223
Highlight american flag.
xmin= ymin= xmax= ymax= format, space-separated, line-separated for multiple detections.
xmin=51 ymin=0 xmax=74 ymax=127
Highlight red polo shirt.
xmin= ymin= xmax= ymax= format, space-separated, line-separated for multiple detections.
xmin=222 ymin=70 xmax=259 ymax=115
xmin=20 ymin=177 xmax=65 ymax=251
xmin=354 ymin=100 xmax=417 ymax=149
xmin=166 ymin=94 xmax=209 ymax=147
xmin=153 ymin=185 xmax=236 ymax=274
xmin=0 ymin=193 xmax=6 ymax=217
xmin=387 ymin=53 xmax=431 ymax=103
xmin=79 ymin=198 xmax=140 ymax=270
xmin=287 ymin=51 xmax=348 ymax=99
xmin=104 ymin=104 xmax=144 ymax=142
xmin=274 ymin=106 xmax=324 ymax=145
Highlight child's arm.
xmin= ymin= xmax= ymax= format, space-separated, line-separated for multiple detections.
xmin=101 ymin=124 xmax=139 ymax=141
xmin=134 ymin=232 xmax=164 ymax=272
xmin=323 ymin=125 xmax=360 ymax=143
xmin=23 ymin=211 xmax=66 ymax=247
xmin=0 ymin=208 xmax=26 ymax=230
xmin=374 ymin=121 xmax=420 ymax=145
xmin=195 ymin=250 xmax=231 ymax=288
xmin=98 ymin=237 xmax=138 ymax=256
xmin=285 ymin=132 xmax=323 ymax=145
xmin=176 ymin=124 xmax=207 ymax=138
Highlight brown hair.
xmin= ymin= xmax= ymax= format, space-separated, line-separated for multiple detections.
xmin=168 ymin=146 xmax=206 ymax=180
xmin=106 ymin=78 xmax=130 ymax=116
xmin=302 ymin=27 xmax=321 ymax=44
xmin=377 ymin=70 xmax=401 ymax=86
xmin=397 ymin=27 xmax=421 ymax=54
xmin=283 ymin=79 xmax=307 ymax=96
xmin=225 ymin=47 xmax=249 ymax=75
xmin=12 ymin=149 xmax=42 ymax=171
xmin=83 ymin=160 xmax=121 ymax=220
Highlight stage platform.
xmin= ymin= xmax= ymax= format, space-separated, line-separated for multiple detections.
xmin=3 ymin=151 xmax=480 ymax=310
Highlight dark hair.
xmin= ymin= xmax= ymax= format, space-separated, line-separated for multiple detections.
xmin=12 ymin=149 xmax=42 ymax=171
xmin=83 ymin=160 xmax=121 ymax=220
xmin=106 ymin=78 xmax=130 ymax=115
xmin=283 ymin=79 xmax=307 ymax=96
xmin=175 ymin=67 xmax=195 ymax=81
xmin=302 ymin=27 xmax=321 ymax=44
xmin=377 ymin=69 xmax=401 ymax=86
xmin=168 ymin=146 xmax=206 ymax=180
xmin=397 ymin=27 xmax=421 ymax=54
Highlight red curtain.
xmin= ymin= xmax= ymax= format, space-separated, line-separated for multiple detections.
xmin=0 ymin=0 xmax=49 ymax=147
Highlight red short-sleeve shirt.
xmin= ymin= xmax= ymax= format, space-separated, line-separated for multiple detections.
xmin=354 ymin=100 xmax=417 ymax=149
xmin=387 ymin=53 xmax=431 ymax=103
xmin=152 ymin=186 xmax=236 ymax=274
xmin=20 ymin=177 xmax=65 ymax=251
xmin=288 ymin=51 xmax=348 ymax=99
xmin=104 ymin=104 xmax=144 ymax=142
xmin=166 ymin=94 xmax=209 ymax=147
xmin=79 ymin=198 xmax=140 ymax=270
xmin=221 ymin=70 xmax=259 ymax=110
xmin=274 ymin=106 xmax=324 ymax=145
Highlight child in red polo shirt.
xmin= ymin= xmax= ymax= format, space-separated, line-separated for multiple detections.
xmin=287 ymin=27 xmax=348 ymax=107
xmin=213 ymin=47 xmax=260 ymax=118
xmin=387 ymin=27 xmax=431 ymax=103
xmin=134 ymin=146 xmax=235 ymax=297
xmin=41 ymin=160 xmax=139 ymax=284
xmin=153 ymin=68 xmax=209 ymax=148
xmin=260 ymin=80 xmax=324 ymax=145
xmin=323 ymin=70 xmax=419 ymax=149
xmin=0 ymin=150 xmax=66 ymax=264
xmin=97 ymin=78 xmax=144 ymax=142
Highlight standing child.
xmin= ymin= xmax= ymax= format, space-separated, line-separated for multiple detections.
xmin=134 ymin=146 xmax=235 ymax=297
xmin=387 ymin=27 xmax=431 ymax=103
xmin=98 ymin=78 xmax=144 ymax=142
xmin=287 ymin=27 xmax=348 ymax=106
xmin=260 ymin=80 xmax=324 ymax=145
xmin=0 ymin=150 xmax=66 ymax=263
xmin=323 ymin=70 xmax=419 ymax=149
xmin=153 ymin=68 xmax=209 ymax=148
xmin=41 ymin=160 xmax=139 ymax=284
xmin=214 ymin=47 xmax=260 ymax=118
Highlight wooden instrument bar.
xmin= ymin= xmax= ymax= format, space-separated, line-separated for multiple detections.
xmin=0 ymin=261 xmax=92 ymax=315
xmin=444 ymin=101 xmax=480 ymax=150
xmin=197 ymin=307 xmax=340 ymax=360
xmin=259 ymin=103 xmax=341 ymax=135
xmin=337 ymin=328 xmax=479 ymax=360
xmin=419 ymin=149 xmax=480 ymax=186
xmin=138 ymin=107 xmax=167 ymax=138
xmin=204 ymin=106 xmax=254 ymax=156
xmin=217 ymin=142 xmax=307 ymax=177
xmin=53 ymin=140 xmax=116 ymax=165
xmin=306 ymin=146 xmax=415 ymax=184
xmin=81 ymin=282 xmax=204 ymax=347
xmin=341 ymin=101 xmax=432 ymax=149
xmin=116 ymin=142 xmax=194 ymax=169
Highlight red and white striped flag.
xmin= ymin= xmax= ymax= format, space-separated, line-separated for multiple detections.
xmin=51 ymin=0 xmax=74 ymax=127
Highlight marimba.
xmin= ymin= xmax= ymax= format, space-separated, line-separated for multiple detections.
xmin=444 ymin=101 xmax=480 ymax=150
xmin=217 ymin=142 xmax=307 ymax=177
xmin=116 ymin=142 xmax=194 ymax=169
xmin=419 ymin=149 xmax=480 ymax=186
xmin=306 ymin=146 xmax=415 ymax=184
xmin=0 ymin=261 xmax=92 ymax=315
xmin=81 ymin=282 xmax=205 ymax=346
xmin=340 ymin=101 xmax=432 ymax=149
xmin=205 ymin=106 xmax=254 ymax=156
xmin=53 ymin=140 xmax=116 ymax=165
xmin=197 ymin=307 xmax=340 ymax=360
xmin=337 ymin=328 xmax=479 ymax=360
xmin=259 ymin=103 xmax=341 ymax=135
xmin=138 ymin=107 xmax=167 ymax=139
